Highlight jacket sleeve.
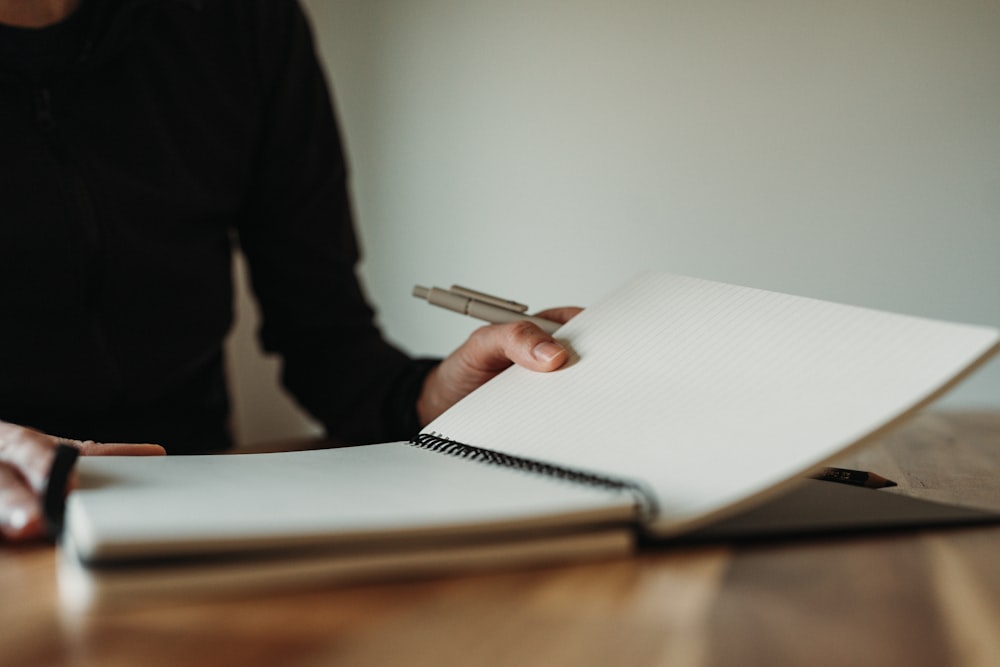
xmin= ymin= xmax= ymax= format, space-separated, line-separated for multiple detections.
xmin=235 ymin=0 xmax=436 ymax=444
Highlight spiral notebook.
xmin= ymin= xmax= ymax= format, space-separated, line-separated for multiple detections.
xmin=58 ymin=272 xmax=1000 ymax=608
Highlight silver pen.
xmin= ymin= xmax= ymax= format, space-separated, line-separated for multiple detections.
xmin=412 ymin=284 xmax=562 ymax=334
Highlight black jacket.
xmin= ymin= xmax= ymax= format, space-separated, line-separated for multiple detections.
xmin=0 ymin=0 xmax=433 ymax=452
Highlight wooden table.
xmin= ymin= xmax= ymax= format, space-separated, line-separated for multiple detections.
xmin=3 ymin=411 xmax=999 ymax=667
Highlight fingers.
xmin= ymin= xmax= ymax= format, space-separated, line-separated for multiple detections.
xmin=0 ymin=462 xmax=45 ymax=540
xmin=0 ymin=424 xmax=166 ymax=490
xmin=467 ymin=319 xmax=570 ymax=373
xmin=0 ymin=421 xmax=166 ymax=543
xmin=0 ymin=422 xmax=59 ymax=493
xmin=0 ymin=423 xmax=61 ymax=541
xmin=460 ymin=306 xmax=582 ymax=374
xmin=77 ymin=441 xmax=166 ymax=457
xmin=533 ymin=306 xmax=583 ymax=326
xmin=417 ymin=309 xmax=581 ymax=425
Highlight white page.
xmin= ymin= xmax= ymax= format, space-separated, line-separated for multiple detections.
xmin=65 ymin=442 xmax=636 ymax=561
xmin=423 ymin=272 xmax=999 ymax=536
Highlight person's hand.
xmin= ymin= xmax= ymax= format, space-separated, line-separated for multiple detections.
xmin=416 ymin=307 xmax=582 ymax=425
xmin=0 ymin=421 xmax=165 ymax=542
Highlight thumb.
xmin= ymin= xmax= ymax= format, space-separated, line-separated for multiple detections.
xmin=461 ymin=320 xmax=571 ymax=374
xmin=418 ymin=319 xmax=575 ymax=425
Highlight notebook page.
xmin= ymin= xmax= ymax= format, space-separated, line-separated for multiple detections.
xmin=422 ymin=272 xmax=999 ymax=537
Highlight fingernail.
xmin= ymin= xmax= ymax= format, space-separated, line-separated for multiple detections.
xmin=532 ymin=341 xmax=566 ymax=363
xmin=3 ymin=503 xmax=44 ymax=539
xmin=7 ymin=505 xmax=32 ymax=532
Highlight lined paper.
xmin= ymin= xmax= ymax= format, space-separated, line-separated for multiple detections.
xmin=424 ymin=272 xmax=999 ymax=536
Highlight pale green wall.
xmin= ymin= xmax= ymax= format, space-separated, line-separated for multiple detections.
xmin=229 ymin=0 xmax=1000 ymax=444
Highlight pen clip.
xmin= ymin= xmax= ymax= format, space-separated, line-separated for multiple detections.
xmin=448 ymin=285 xmax=529 ymax=313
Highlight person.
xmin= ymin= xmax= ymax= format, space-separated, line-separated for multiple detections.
xmin=0 ymin=0 xmax=576 ymax=541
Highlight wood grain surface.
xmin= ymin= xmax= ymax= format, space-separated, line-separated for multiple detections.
xmin=2 ymin=411 xmax=998 ymax=667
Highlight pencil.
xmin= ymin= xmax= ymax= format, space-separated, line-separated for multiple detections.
xmin=811 ymin=467 xmax=897 ymax=489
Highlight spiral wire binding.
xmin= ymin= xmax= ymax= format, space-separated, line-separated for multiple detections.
xmin=411 ymin=433 xmax=658 ymax=520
